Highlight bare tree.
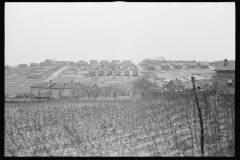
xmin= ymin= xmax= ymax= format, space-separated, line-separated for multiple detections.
xmin=132 ymin=76 xmax=159 ymax=98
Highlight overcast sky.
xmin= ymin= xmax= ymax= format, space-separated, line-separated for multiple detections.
xmin=5 ymin=2 xmax=235 ymax=66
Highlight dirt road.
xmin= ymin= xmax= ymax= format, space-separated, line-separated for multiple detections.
xmin=44 ymin=66 xmax=68 ymax=82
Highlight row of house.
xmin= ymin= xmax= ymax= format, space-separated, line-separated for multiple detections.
xmin=145 ymin=61 xmax=210 ymax=70
xmin=16 ymin=59 xmax=69 ymax=69
xmin=88 ymin=70 xmax=138 ymax=76
xmin=29 ymin=59 xmax=234 ymax=98
xmin=69 ymin=60 xmax=137 ymax=71
xmin=163 ymin=59 xmax=235 ymax=94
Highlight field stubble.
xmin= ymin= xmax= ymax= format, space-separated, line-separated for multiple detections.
xmin=5 ymin=95 xmax=234 ymax=157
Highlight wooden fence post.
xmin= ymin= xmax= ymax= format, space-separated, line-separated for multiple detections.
xmin=191 ymin=76 xmax=204 ymax=156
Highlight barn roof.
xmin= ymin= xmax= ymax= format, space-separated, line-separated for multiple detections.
xmin=215 ymin=60 xmax=235 ymax=71
xmin=168 ymin=79 xmax=185 ymax=87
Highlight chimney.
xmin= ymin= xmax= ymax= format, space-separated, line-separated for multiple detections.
xmin=224 ymin=59 xmax=228 ymax=66
xmin=49 ymin=80 xmax=52 ymax=84
xmin=176 ymin=78 xmax=177 ymax=80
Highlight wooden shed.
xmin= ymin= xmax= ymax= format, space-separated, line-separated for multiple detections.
xmin=214 ymin=59 xmax=235 ymax=94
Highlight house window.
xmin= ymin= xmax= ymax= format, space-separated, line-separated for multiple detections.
xmin=227 ymin=79 xmax=233 ymax=86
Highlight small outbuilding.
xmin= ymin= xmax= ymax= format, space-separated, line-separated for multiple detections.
xmin=165 ymin=78 xmax=185 ymax=91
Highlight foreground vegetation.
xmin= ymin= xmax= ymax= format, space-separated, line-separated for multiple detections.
xmin=4 ymin=89 xmax=234 ymax=157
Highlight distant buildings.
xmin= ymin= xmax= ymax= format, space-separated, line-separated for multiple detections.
xmin=43 ymin=66 xmax=56 ymax=71
xmin=161 ymin=62 xmax=171 ymax=70
xmin=35 ymin=70 xmax=48 ymax=74
xmin=18 ymin=64 xmax=28 ymax=68
xmin=40 ymin=59 xmax=53 ymax=66
xmin=146 ymin=64 xmax=155 ymax=71
xmin=90 ymin=60 xmax=98 ymax=65
xmin=199 ymin=62 xmax=209 ymax=69
xmin=214 ymin=59 xmax=235 ymax=94
xmin=186 ymin=61 xmax=196 ymax=69
xmin=173 ymin=61 xmax=183 ymax=69
xmin=165 ymin=79 xmax=185 ymax=91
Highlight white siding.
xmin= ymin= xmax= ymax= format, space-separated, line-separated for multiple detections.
xmin=31 ymin=88 xmax=73 ymax=98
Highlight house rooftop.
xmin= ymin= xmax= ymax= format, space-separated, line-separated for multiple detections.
xmin=93 ymin=82 xmax=109 ymax=88
xmin=30 ymin=82 xmax=86 ymax=89
xmin=170 ymin=79 xmax=185 ymax=87
xmin=215 ymin=60 xmax=235 ymax=71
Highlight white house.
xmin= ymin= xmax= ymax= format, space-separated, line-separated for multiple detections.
xmin=30 ymin=80 xmax=85 ymax=99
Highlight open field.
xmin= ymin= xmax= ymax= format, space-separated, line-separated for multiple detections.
xmin=5 ymin=65 xmax=215 ymax=96
xmin=5 ymin=94 xmax=235 ymax=157
xmin=5 ymin=67 xmax=66 ymax=96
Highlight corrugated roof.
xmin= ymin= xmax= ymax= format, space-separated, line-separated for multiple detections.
xmin=215 ymin=60 xmax=235 ymax=71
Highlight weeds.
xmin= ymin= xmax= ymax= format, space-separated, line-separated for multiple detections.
xmin=5 ymin=91 xmax=234 ymax=157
